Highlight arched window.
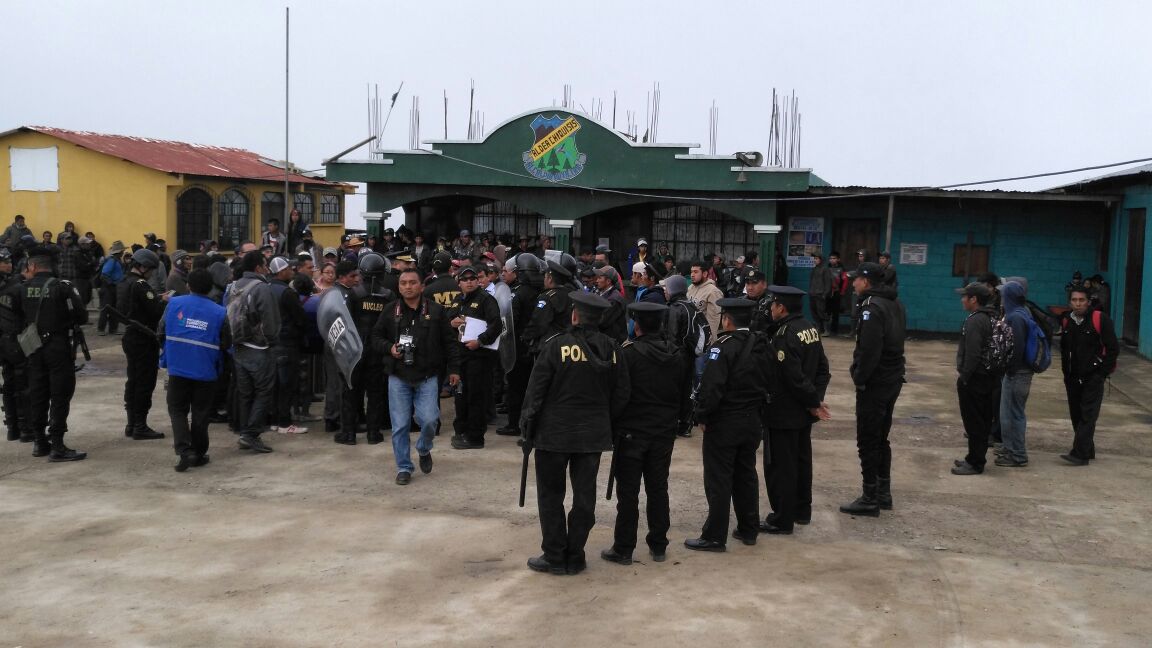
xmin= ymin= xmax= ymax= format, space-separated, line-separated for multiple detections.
xmin=219 ymin=189 xmax=250 ymax=252
xmin=293 ymin=193 xmax=314 ymax=224
xmin=176 ymin=188 xmax=212 ymax=252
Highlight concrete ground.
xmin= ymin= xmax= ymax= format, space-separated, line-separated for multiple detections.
xmin=1 ymin=327 xmax=1150 ymax=647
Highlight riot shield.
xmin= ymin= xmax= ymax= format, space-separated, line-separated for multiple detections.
xmin=493 ymin=281 xmax=516 ymax=372
xmin=318 ymin=288 xmax=362 ymax=389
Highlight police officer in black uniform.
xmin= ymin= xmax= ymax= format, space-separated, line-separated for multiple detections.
xmin=522 ymin=260 xmax=575 ymax=353
xmin=422 ymin=252 xmax=460 ymax=308
xmin=495 ymin=253 xmax=542 ymax=436
xmin=840 ymin=262 xmax=906 ymax=517
xmin=337 ymin=252 xmax=393 ymax=445
xmin=0 ymin=247 xmax=33 ymax=442
xmin=601 ymin=301 xmax=682 ymax=565
xmin=759 ymin=285 xmax=831 ymax=535
xmin=685 ymin=298 xmax=769 ymax=552
xmin=521 ymin=290 xmax=628 ymax=575
xmin=117 ymin=248 xmax=169 ymax=440
xmin=449 ymin=265 xmax=502 ymax=449
xmin=744 ymin=269 xmax=772 ymax=333
xmin=16 ymin=247 xmax=88 ymax=461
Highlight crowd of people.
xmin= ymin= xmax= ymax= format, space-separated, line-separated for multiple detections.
xmin=0 ymin=212 xmax=1123 ymax=575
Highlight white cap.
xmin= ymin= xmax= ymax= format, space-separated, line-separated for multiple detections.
xmin=631 ymin=261 xmax=646 ymax=275
xmin=269 ymin=257 xmax=291 ymax=274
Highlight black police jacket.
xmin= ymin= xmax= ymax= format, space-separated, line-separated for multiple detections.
xmin=0 ymin=273 xmax=23 ymax=335
xmin=117 ymin=270 xmax=165 ymax=339
xmin=849 ymin=284 xmax=906 ymax=387
xmin=521 ymin=325 xmax=627 ymax=453
xmin=509 ymin=280 xmax=539 ymax=351
xmin=765 ymin=313 xmax=831 ymax=429
xmin=371 ymin=296 xmax=462 ymax=382
xmin=16 ymin=272 xmax=88 ymax=335
xmin=523 ymin=285 xmax=572 ymax=351
xmin=453 ymin=288 xmax=502 ymax=348
xmin=614 ymin=334 xmax=683 ymax=457
xmin=695 ymin=329 xmax=770 ymax=424
xmin=423 ymin=274 xmax=461 ymax=312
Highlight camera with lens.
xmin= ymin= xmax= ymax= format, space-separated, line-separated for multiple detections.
xmin=398 ymin=334 xmax=416 ymax=366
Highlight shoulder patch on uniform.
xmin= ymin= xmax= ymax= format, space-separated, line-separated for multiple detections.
xmin=537 ymin=299 xmax=547 ymax=309
xmin=146 ymin=291 xmax=155 ymax=300
xmin=708 ymin=346 xmax=721 ymax=361
xmin=862 ymin=310 xmax=871 ymax=321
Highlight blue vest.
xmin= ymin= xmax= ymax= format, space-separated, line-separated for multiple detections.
xmin=161 ymin=294 xmax=227 ymax=381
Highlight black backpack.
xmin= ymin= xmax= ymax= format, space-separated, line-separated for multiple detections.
xmin=673 ymin=300 xmax=711 ymax=357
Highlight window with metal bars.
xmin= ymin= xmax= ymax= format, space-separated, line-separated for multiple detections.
xmin=319 ymin=195 xmax=341 ymax=223
xmin=651 ymin=205 xmax=755 ymax=264
xmin=219 ymin=189 xmax=251 ymax=252
xmin=472 ymin=201 xmax=555 ymax=242
xmin=293 ymin=193 xmax=314 ymax=224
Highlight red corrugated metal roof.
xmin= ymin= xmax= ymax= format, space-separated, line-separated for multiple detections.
xmin=19 ymin=126 xmax=341 ymax=186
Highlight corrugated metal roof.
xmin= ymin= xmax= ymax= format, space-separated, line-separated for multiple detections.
xmin=1049 ymin=162 xmax=1152 ymax=190
xmin=9 ymin=126 xmax=340 ymax=186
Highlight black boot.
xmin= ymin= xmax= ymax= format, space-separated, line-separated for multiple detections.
xmin=876 ymin=477 xmax=893 ymax=511
xmin=132 ymin=420 xmax=165 ymax=440
xmin=839 ymin=482 xmax=881 ymax=517
xmin=5 ymin=425 xmax=18 ymax=441
xmin=32 ymin=433 xmax=52 ymax=457
xmin=49 ymin=435 xmax=87 ymax=462
xmin=124 ymin=409 xmax=135 ymax=438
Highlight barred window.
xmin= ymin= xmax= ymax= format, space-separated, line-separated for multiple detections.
xmin=472 ymin=201 xmax=549 ymax=241
xmin=294 ymin=193 xmax=314 ymax=224
xmin=319 ymin=195 xmax=341 ymax=223
xmin=651 ymin=205 xmax=755 ymax=264
xmin=260 ymin=191 xmax=284 ymax=225
xmin=219 ymin=189 xmax=250 ymax=252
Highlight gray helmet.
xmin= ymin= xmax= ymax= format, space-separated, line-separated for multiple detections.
xmin=132 ymin=248 xmax=160 ymax=269
xmin=358 ymin=251 xmax=390 ymax=277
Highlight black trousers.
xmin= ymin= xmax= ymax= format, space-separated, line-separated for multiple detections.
xmin=27 ymin=334 xmax=76 ymax=439
xmin=855 ymin=379 xmax=903 ymax=484
xmin=827 ymin=294 xmax=843 ymax=334
xmin=701 ymin=413 xmax=761 ymax=543
xmin=340 ymin=359 xmax=388 ymax=435
xmin=612 ymin=441 xmax=674 ymax=555
xmin=765 ymin=425 xmax=813 ymax=529
xmin=810 ymin=294 xmax=828 ymax=332
xmin=97 ymin=284 xmax=119 ymax=333
xmin=504 ymin=354 xmax=533 ymax=430
xmin=958 ymin=373 xmax=999 ymax=469
xmin=168 ymin=375 xmax=215 ymax=458
xmin=273 ymin=345 xmax=300 ymax=427
xmin=0 ymin=336 xmax=30 ymax=436
xmin=535 ymin=449 xmax=601 ymax=567
xmin=122 ymin=333 xmax=160 ymax=423
xmin=1065 ymin=374 xmax=1104 ymax=460
xmin=455 ymin=349 xmax=495 ymax=443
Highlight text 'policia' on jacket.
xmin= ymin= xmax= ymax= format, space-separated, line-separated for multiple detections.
xmin=765 ymin=313 xmax=831 ymax=429
xmin=160 ymin=294 xmax=228 ymax=382
xmin=521 ymin=326 xmax=626 ymax=453
xmin=850 ymin=283 xmax=906 ymax=387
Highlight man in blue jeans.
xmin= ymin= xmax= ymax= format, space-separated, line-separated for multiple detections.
xmin=997 ymin=281 xmax=1034 ymax=467
xmin=372 ymin=268 xmax=461 ymax=485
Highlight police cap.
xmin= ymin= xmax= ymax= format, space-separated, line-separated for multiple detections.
xmin=546 ymin=260 xmax=573 ymax=280
xmin=851 ymin=262 xmax=884 ymax=279
xmin=626 ymin=301 xmax=668 ymax=315
xmin=768 ymin=284 xmax=805 ymax=310
xmin=745 ymin=268 xmax=767 ymax=283
xmin=716 ymin=297 xmax=756 ymax=314
xmin=569 ymin=289 xmax=610 ymax=313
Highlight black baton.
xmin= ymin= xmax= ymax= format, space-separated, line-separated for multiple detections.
xmin=518 ymin=445 xmax=530 ymax=508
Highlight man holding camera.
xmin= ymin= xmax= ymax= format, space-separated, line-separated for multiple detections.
xmin=372 ymin=268 xmax=461 ymax=485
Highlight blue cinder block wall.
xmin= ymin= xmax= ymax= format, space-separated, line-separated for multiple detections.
xmin=1110 ymin=183 xmax=1152 ymax=358
xmin=780 ymin=196 xmax=1111 ymax=333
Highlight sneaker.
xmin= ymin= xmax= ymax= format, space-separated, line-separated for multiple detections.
xmin=267 ymin=426 xmax=279 ymax=433
xmin=238 ymin=435 xmax=273 ymax=453
xmin=419 ymin=453 xmax=433 ymax=474
xmin=277 ymin=425 xmax=308 ymax=435
xmin=395 ymin=471 xmax=411 ymax=485
xmin=994 ymin=455 xmax=1028 ymax=467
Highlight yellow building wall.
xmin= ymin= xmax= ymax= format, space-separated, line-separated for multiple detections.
xmin=1 ymin=130 xmax=347 ymax=253
xmin=1 ymin=130 xmax=177 ymax=248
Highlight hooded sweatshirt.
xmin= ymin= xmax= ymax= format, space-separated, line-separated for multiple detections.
xmin=1001 ymin=281 xmax=1032 ymax=374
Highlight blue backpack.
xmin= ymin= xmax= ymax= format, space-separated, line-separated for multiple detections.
xmin=1023 ymin=314 xmax=1052 ymax=373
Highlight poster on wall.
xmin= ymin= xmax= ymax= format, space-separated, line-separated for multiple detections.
xmin=786 ymin=217 xmax=824 ymax=268
xmin=900 ymin=242 xmax=928 ymax=265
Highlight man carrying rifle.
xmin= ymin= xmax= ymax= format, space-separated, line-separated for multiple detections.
xmin=15 ymin=246 xmax=89 ymax=461
xmin=600 ymin=301 xmax=681 ymax=566
xmin=520 ymin=291 xmax=627 ymax=576
xmin=116 ymin=248 xmax=170 ymax=441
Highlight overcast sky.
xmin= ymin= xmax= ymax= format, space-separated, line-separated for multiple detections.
xmin=4 ymin=1 xmax=1150 ymax=228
